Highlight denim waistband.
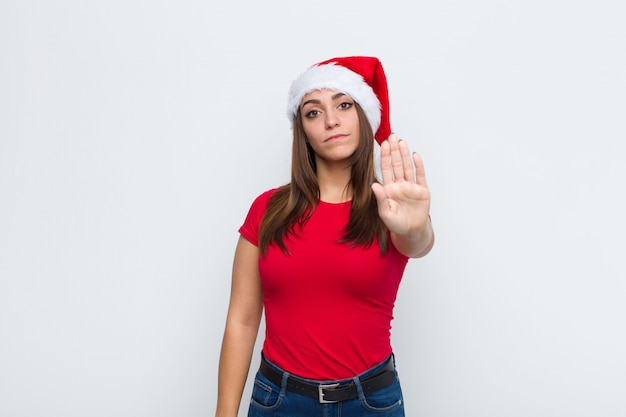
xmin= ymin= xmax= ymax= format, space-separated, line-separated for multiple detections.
xmin=259 ymin=353 xmax=396 ymax=403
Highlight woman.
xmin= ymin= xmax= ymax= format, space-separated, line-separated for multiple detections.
xmin=215 ymin=56 xmax=434 ymax=417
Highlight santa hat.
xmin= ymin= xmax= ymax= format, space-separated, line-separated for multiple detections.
xmin=287 ymin=56 xmax=391 ymax=145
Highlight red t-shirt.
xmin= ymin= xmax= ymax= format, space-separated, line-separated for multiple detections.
xmin=239 ymin=189 xmax=409 ymax=380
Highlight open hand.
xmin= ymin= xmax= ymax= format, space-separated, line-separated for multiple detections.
xmin=371 ymin=134 xmax=431 ymax=237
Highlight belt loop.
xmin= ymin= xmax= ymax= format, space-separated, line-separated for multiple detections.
xmin=280 ymin=369 xmax=290 ymax=391
xmin=352 ymin=374 xmax=366 ymax=400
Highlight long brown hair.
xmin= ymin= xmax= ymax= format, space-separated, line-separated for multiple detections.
xmin=258 ymin=103 xmax=389 ymax=255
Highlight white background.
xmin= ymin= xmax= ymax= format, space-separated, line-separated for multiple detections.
xmin=1 ymin=1 xmax=625 ymax=416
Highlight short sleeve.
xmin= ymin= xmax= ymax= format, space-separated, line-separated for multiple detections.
xmin=238 ymin=189 xmax=276 ymax=246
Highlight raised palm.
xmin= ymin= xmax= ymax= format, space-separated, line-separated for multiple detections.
xmin=371 ymin=134 xmax=431 ymax=236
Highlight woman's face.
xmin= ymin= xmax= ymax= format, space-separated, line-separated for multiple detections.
xmin=299 ymin=89 xmax=360 ymax=165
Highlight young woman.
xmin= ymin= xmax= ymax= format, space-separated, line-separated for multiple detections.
xmin=215 ymin=56 xmax=434 ymax=417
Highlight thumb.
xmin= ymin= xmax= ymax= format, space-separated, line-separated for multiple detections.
xmin=370 ymin=182 xmax=387 ymax=208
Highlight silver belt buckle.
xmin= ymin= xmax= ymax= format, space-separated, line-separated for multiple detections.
xmin=318 ymin=383 xmax=340 ymax=403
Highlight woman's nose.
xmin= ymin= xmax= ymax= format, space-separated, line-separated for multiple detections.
xmin=325 ymin=110 xmax=340 ymax=128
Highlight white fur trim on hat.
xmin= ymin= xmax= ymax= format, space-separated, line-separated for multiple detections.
xmin=286 ymin=63 xmax=381 ymax=134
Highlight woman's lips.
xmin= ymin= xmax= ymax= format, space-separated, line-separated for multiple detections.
xmin=325 ymin=134 xmax=346 ymax=142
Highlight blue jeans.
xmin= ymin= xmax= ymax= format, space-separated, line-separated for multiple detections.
xmin=247 ymin=355 xmax=405 ymax=416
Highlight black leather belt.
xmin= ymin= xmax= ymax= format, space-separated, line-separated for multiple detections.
xmin=259 ymin=356 xmax=396 ymax=403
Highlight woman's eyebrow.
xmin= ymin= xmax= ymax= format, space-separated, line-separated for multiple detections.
xmin=301 ymin=93 xmax=347 ymax=109
xmin=300 ymin=98 xmax=320 ymax=108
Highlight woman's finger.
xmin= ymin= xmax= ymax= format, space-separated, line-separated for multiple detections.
xmin=399 ymin=139 xmax=415 ymax=182
xmin=379 ymin=139 xmax=393 ymax=184
xmin=412 ymin=152 xmax=427 ymax=187
xmin=388 ymin=134 xmax=405 ymax=181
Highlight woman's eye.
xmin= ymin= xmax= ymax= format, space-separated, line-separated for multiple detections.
xmin=305 ymin=110 xmax=320 ymax=118
xmin=339 ymin=102 xmax=353 ymax=110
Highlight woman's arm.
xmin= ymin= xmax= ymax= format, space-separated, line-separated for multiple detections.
xmin=215 ymin=237 xmax=264 ymax=417
xmin=390 ymin=216 xmax=435 ymax=258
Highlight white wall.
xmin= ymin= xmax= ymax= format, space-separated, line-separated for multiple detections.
xmin=1 ymin=1 xmax=624 ymax=416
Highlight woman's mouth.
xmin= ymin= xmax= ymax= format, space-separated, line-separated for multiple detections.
xmin=325 ymin=134 xmax=346 ymax=142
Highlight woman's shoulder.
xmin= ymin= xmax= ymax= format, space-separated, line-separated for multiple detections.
xmin=246 ymin=185 xmax=288 ymax=214
xmin=240 ymin=187 xmax=283 ymax=244
xmin=251 ymin=187 xmax=281 ymax=205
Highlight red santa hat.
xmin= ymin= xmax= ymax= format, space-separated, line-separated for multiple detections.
xmin=287 ymin=56 xmax=391 ymax=145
